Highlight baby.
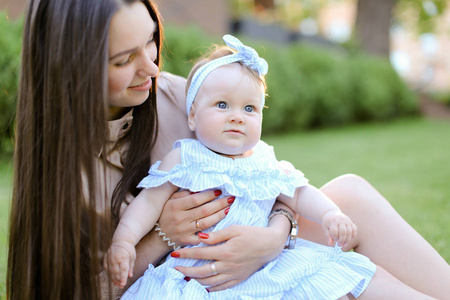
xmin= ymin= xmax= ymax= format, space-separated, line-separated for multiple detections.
xmin=106 ymin=35 xmax=376 ymax=300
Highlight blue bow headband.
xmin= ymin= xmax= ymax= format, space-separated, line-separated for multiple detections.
xmin=186 ymin=34 xmax=268 ymax=115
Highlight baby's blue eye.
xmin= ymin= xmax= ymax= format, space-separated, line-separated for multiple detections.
xmin=244 ymin=105 xmax=254 ymax=112
xmin=217 ymin=102 xmax=228 ymax=109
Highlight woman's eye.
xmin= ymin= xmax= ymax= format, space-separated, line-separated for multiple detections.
xmin=115 ymin=57 xmax=131 ymax=67
xmin=244 ymin=105 xmax=254 ymax=112
xmin=217 ymin=102 xmax=228 ymax=109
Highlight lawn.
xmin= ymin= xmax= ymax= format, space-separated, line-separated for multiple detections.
xmin=0 ymin=116 xmax=448 ymax=297
xmin=264 ymin=117 xmax=450 ymax=262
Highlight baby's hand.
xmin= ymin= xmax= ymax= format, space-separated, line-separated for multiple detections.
xmin=103 ymin=241 xmax=136 ymax=289
xmin=321 ymin=210 xmax=357 ymax=247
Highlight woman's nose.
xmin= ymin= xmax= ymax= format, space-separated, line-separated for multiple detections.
xmin=137 ymin=51 xmax=159 ymax=78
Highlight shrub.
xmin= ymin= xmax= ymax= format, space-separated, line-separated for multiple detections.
xmin=162 ymin=25 xmax=221 ymax=78
xmin=430 ymin=91 xmax=450 ymax=107
xmin=0 ymin=12 xmax=22 ymax=155
xmin=0 ymin=21 xmax=419 ymax=156
xmin=162 ymin=25 xmax=419 ymax=133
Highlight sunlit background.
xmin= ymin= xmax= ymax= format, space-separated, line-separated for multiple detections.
xmin=148 ymin=0 xmax=450 ymax=94
xmin=0 ymin=1 xmax=448 ymax=295
xmin=2 ymin=0 xmax=449 ymax=95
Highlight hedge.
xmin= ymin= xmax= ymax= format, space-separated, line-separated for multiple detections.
xmin=162 ymin=25 xmax=419 ymax=134
xmin=0 ymin=16 xmax=419 ymax=156
xmin=0 ymin=12 xmax=22 ymax=155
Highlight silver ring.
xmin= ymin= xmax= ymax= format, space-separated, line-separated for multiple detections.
xmin=210 ymin=262 xmax=218 ymax=276
xmin=196 ymin=220 xmax=201 ymax=229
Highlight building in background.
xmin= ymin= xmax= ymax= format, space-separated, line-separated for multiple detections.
xmin=1 ymin=0 xmax=449 ymax=92
xmin=153 ymin=0 xmax=231 ymax=36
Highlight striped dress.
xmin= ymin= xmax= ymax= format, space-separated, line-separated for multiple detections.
xmin=121 ymin=139 xmax=376 ymax=300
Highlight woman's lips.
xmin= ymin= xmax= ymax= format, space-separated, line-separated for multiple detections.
xmin=129 ymin=79 xmax=152 ymax=91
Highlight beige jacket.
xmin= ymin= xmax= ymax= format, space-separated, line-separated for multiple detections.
xmin=93 ymin=71 xmax=195 ymax=216
xmin=97 ymin=72 xmax=195 ymax=298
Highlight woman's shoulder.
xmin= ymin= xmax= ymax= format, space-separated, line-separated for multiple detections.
xmin=157 ymin=71 xmax=187 ymax=107
xmin=153 ymin=72 xmax=195 ymax=162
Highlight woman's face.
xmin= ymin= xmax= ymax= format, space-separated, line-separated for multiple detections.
xmin=108 ymin=1 xmax=159 ymax=117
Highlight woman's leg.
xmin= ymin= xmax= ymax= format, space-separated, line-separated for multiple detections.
xmin=352 ymin=266 xmax=436 ymax=300
xmin=297 ymin=174 xmax=450 ymax=299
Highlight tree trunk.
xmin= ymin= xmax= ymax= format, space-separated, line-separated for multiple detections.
xmin=354 ymin=0 xmax=397 ymax=57
xmin=255 ymin=0 xmax=274 ymax=10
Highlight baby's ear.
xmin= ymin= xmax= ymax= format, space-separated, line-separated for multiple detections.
xmin=187 ymin=106 xmax=196 ymax=131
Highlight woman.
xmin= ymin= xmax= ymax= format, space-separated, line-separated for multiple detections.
xmin=7 ymin=0 xmax=449 ymax=300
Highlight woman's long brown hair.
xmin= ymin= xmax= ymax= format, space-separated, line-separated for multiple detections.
xmin=7 ymin=0 xmax=162 ymax=299
xmin=111 ymin=0 xmax=162 ymax=224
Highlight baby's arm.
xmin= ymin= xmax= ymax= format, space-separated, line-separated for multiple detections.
xmin=278 ymin=184 xmax=357 ymax=247
xmin=104 ymin=148 xmax=181 ymax=288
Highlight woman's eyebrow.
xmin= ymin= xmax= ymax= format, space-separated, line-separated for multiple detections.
xmin=109 ymin=27 xmax=156 ymax=61
xmin=109 ymin=47 xmax=138 ymax=61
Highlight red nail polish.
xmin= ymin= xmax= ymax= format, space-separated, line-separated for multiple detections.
xmin=214 ymin=190 xmax=222 ymax=196
xmin=198 ymin=232 xmax=209 ymax=239
xmin=227 ymin=196 xmax=235 ymax=204
xmin=184 ymin=276 xmax=191 ymax=282
xmin=225 ymin=207 xmax=230 ymax=215
xmin=206 ymin=288 xmax=210 ymax=293
xmin=170 ymin=251 xmax=180 ymax=258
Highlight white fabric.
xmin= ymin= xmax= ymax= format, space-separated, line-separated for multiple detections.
xmin=122 ymin=139 xmax=376 ymax=300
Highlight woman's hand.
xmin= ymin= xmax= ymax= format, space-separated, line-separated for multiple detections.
xmin=169 ymin=223 xmax=288 ymax=292
xmin=157 ymin=189 xmax=231 ymax=246
xmin=128 ymin=189 xmax=231 ymax=286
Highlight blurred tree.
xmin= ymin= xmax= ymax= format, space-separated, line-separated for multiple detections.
xmin=255 ymin=0 xmax=274 ymax=9
xmin=354 ymin=0 xmax=396 ymax=57
xmin=354 ymin=0 xmax=447 ymax=58
xmin=396 ymin=0 xmax=448 ymax=33
xmin=231 ymin=0 xmax=447 ymax=58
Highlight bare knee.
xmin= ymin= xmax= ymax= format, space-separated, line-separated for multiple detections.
xmin=321 ymin=174 xmax=370 ymax=194
xmin=319 ymin=174 xmax=378 ymax=209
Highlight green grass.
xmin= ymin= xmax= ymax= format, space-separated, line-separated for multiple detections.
xmin=264 ymin=117 xmax=450 ymax=262
xmin=0 ymin=117 xmax=448 ymax=298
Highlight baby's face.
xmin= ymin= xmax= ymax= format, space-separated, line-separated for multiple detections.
xmin=188 ymin=63 xmax=263 ymax=157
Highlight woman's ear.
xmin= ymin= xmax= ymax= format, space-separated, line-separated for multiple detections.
xmin=188 ymin=107 xmax=196 ymax=131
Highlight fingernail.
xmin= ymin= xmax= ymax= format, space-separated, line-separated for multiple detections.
xmin=227 ymin=196 xmax=235 ymax=204
xmin=198 ymin=232 xmax=209 ymax=239
xmin=206 ymin=288 xmax=210 ymax=293
xmin=214 ymin=190 xmax=222 ymax=196
xmin=225 ymin=207 xmax=230 ymax=215
xmin=190 ymin=191 xmax=198 ymax=195
xmin=171 ymin=251 xmax=180 ymax=258
xmin=184 ymin=276 xmax=191 ymax=282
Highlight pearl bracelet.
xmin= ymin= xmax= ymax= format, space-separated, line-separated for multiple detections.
xmin=154 ymin=223 xmax=180 ymax=251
